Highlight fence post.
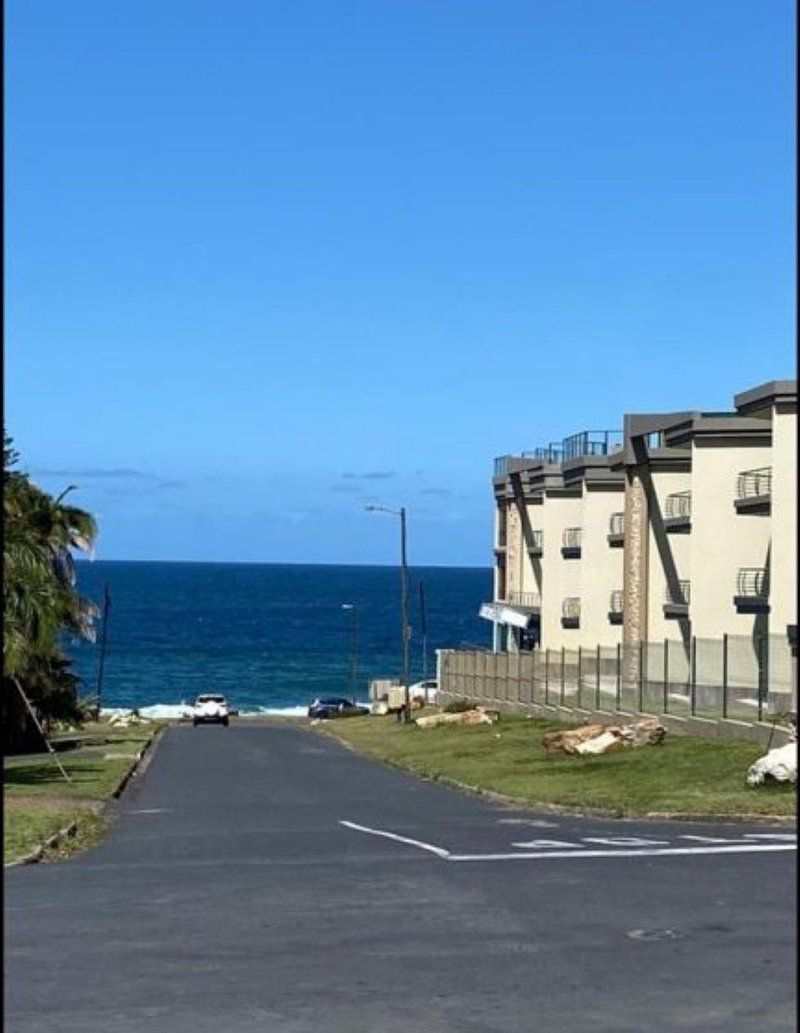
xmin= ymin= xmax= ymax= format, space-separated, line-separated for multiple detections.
xmin=615 ymin=643 xmax=621 ymax=710
xmin=690 ymin=636 xmax=697 ymax=716
xmin=577 ymin=647 xmax=582 ymax=709
xmin=596 ymin=644 xmax=601 ymax=711
xmin=560 ymin=646 xmax=565 ymax=707
xmin=722 ymin=633 xmax=728 ymax=719
xmin=663 ymin=638 xmax=669 ymax=714
xmin=638 ymin=641 xmax=644 ymax=713
xmin=544 ymin=648 xmax=550 ymax=705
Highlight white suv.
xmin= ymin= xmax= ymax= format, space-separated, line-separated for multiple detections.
xmin=192 ymin=694 xmax=230 ymax=727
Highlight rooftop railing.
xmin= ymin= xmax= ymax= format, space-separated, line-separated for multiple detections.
xmin=736 ymin=467 xmax=772 ymax=500
xmin=561 ymin=430 xmax=623 ymax=462
xmin=665 ymin=491 xmax=692 ymax=519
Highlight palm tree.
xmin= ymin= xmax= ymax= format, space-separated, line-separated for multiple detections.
xmin=3 ymin=433 xmax=99 ymax=748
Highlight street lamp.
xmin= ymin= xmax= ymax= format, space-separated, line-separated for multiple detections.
xmin=365 ymin=504 xmax=411 ymax=722
xmin=341 ymin=603 xmax=358 ymax=705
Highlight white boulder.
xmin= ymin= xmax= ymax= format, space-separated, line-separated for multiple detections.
xmin=746 ymin=742 xmax=797 ymax=786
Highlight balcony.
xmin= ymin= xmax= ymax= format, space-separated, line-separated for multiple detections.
xmin=561 ymin=527 xmax=582 ymax=559
xmin=734 ymin=568 xmax=770 ymax=614
xmin=663 ymin=580 xmax=690 ymax=619
xmin=526 ymin=529 xmax=543 ymax=558
xmin=608 ymin=590 xmax=624 ymax=625
xmin=561 ymin=597 xmax=581 ymax=629
xmin=664 ymin=491 xmax=692 ymax=532
xmin=561 ymin=430 xmax=623 ymax=462
xmin=502 ymin=591 xmax=541 ymax=612
xmin=607 ymin=512 xmax=624 ymax=547
xmin=735 ymin=467 xmax=772 ymax=514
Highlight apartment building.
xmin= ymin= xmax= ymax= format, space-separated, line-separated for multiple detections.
xmin=483 ymin=380 xmax=797 ymax=708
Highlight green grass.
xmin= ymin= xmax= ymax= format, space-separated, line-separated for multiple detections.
xmin=320 ymin=714 xmax=796 ymax=818
xmin=3 ymin=722 xmax=159 ymax=864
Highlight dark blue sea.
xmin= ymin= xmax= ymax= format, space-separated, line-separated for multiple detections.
xmin=70 ymin=561 xmax=492 ymax=715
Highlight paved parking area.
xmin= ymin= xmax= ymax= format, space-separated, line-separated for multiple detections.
xmin=5 ymin=723 xmax=797 ymax=1032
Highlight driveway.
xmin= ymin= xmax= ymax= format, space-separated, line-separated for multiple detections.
xmin=5 ymin=723 xmax=796 ymax=1032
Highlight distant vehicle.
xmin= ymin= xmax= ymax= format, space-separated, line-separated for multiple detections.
xmin=410 ymin=680 xmax=438 ymax=702
xmin=193 ymin=694 xmax=230 ymax=726
xmin=307 ymin=697 xmax=369 ymax=719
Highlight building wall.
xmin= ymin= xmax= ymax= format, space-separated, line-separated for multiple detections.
xmin=520 ymin=498 xmax=544 ymax=602
xmin=580 ymin=484 xmax=625 ymax=646
xmin=645 ymin=467 xmax=692 ymax=643
xmin=541 ymin=490 xmax=583 ymax=648
xmin=691 ymin=439 xmax=772 ymax=639
xmin=771 ymin=401 xmax=798 ymax=637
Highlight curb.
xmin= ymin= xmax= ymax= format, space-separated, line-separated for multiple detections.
xmin=311 ymin=725 xmax=797 ymax=828
xmin=4 ymin=727 xmax=163 ymax=869
xmin=109 ymin=727 xmax=160 ymax=800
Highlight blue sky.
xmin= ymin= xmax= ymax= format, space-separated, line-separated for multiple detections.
xmin=6 ymin=0 xmax=795 ymax=565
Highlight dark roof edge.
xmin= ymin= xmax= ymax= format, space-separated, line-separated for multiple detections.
xmin=734 ymin=380 xmax=797 ymax=414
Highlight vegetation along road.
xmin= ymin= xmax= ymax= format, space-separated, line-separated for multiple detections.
xmin=5 ymin=723 xmax=796 ymax=1033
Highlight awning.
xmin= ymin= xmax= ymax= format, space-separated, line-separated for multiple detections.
xmin=479 ymin=602 xmax=537 ymax=630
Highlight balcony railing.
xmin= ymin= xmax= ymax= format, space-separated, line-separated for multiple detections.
xmin=737 ymin=467 xmax=772 ymax=500
xmin=735 ymin=467 xmax=772 ymax=513
xmin=503 ymin=591 xmax=541 ymax=609
xmin=561 ymin=430 xmax=623 ymax=462
xmin=608 ymin=511 xmax=624 ymax=546
xmin=608 ymin=590 xmax=624 ymax=624
xmin=664 ymin=581 xmax=691 ymax=606
xmin=561 ymin=527 xmax=582 ymax=558
xmin=531 ymin=444 xmax=564 ymax=463
xmin=527 ymin=529 xmax=543 ymax=557
xmin=734 ymin=567 xmax=769 ymax=614
xmin=494 ymin=455 xmax=512 ymax=478
xmin=561 ymin=597 xmax=581 ymax=628
xmin=665 ymin=491 xmax=692 ymax=518
xmin=736 ymin=568 xmax=768 ymax=598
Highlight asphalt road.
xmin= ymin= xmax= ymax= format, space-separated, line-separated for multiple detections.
xmin=5 ymin=723 xmax=797 ymax=1033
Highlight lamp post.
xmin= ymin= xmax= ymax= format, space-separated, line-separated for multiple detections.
xmin=341 ymin=604 xmax=358 ymax=705
xmin=365 ymin=504 xmax=411 ymax=722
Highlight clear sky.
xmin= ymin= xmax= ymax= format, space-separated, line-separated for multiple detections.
xmin=6 ymin=0 xmax=795 ymax=566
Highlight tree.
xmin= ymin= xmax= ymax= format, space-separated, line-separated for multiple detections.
xmin=3 ymin=432 xmax=99 ymax=751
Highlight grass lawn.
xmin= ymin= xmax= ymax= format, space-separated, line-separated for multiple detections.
xmin=319 ymin=714 xmax=796 ymax=819
xmin=4 ymin=722 xmax=159 ymax=864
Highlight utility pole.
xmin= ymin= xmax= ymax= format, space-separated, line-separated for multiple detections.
xmin=419 ymin=580 xmax=428 ymax=703
xmin=95 ymin=582 xmax=111 ymax=719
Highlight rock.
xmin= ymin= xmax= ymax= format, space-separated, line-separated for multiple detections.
xmin=618 ymin=718 xmax=666 ymax=748
xmin=746 ymin=742 xmax=797 ymax=786
xmin=415 ymin=708 xmax=495 ymax=729
xmin=543 ymin=719 xmax=666 ymax=756
xmin=574 ymin=730 xmax=626 ymax=756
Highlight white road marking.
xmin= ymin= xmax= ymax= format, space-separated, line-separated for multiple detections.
xmin=339 ymin=820 xmax=451 ymax=858
xmin=742 ymin=833 xmax=797 ymax=841
xmin=511 ymin=840 xmax=585 ymax=849
xmin=583 ymin=837 xmax=670 ymax=847
xmin=340 ymin=822 xmax=797 ymax=863
xmin=679 ymin=835 xmax=748 ymax=844
xmin=447 ymin=845 xmax=796 ymax=862
xmin=497 ymin=819 xmax=559 ymax=828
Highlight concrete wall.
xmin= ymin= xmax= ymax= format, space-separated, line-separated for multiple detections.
xmin=541 ymin=490 xmax=583 ymax=648
xmin=521 ymin=498 xmax=544 ymax=601
xmin=691 ymin=439 xmax=772 ymax=639
xmin=646 ymin=468 xmax=692 ymax=644
xmin=771 ymin=401 xmax=797 ymax=637
xmin=580 ymin=484 xmax=625 ymax=646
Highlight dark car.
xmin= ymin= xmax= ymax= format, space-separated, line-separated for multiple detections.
xmin=307 ymin=697 xmax=369 ymax=719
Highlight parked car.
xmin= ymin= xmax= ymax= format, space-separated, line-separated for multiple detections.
xmin=307 ymin=697 xmax=369 ymax=719
xmin=409 ymin=679 xmax=438 ymax=703
xmin=193 ymin=694 xmax=230 ymax=726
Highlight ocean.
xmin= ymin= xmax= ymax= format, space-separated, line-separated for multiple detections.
xmin=71 ymin=561 xmax=493 ymax=716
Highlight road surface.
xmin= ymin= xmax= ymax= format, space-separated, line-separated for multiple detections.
xmin=5 ymin=723 xmax=797 ymax=1032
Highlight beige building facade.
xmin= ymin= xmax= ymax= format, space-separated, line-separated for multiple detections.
xmin=483 ymin=380 xmax=797 ymax=710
